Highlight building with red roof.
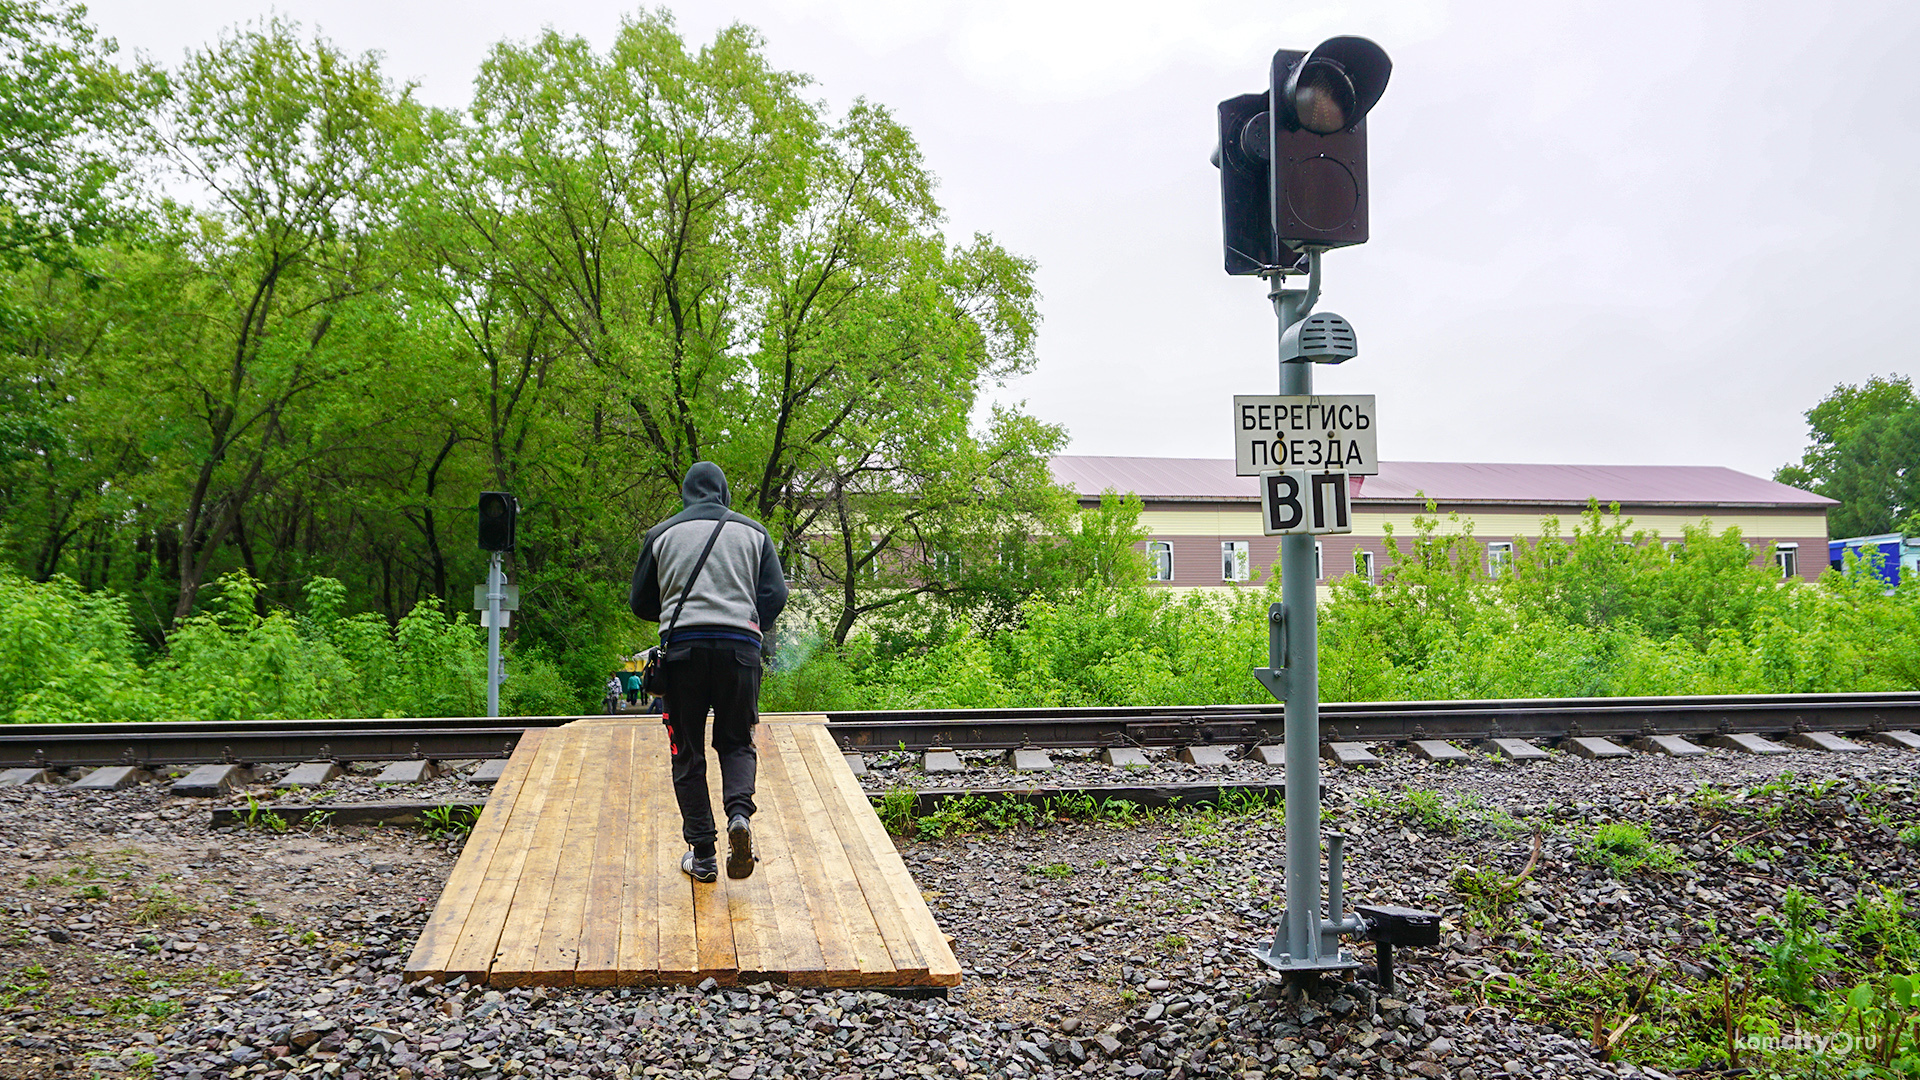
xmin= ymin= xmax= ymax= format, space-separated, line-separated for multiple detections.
xmin=1051 ymin=457 xmax=1836 ymax=588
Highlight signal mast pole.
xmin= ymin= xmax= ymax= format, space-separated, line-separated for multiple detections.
xmin=1272 ymin=256 xmax=1344 ymax=971
xmin=485 ymin=550 xmax=505 ymax=719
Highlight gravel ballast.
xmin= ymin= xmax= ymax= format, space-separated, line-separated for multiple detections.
xmin=1 ymin=741 xmax=1915 ymax=1079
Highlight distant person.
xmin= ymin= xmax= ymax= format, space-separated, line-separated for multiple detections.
xmin=622 ymin=670 xmax=642 ymax=707
xmin=604 ymin=675 xmax=622 ymax=714
xmin=630 ymin=462 xmax=788 ymax=883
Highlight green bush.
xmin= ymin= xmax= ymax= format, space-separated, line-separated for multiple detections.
xmin=12 ymin=495 xmax=1920 ymax=721
xmin=0 ymin=569 xmax=577 ymax=722
xmin=768 ymin=500 xmax=1920 ymax=711
xmin=0 ymin=572 xmax=156 ymax=723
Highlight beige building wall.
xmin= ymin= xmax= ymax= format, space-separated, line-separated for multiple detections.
xmin=1138 ymin=508 xmax=1822 ymax=539
xmin=1130 ymin=502 xmax=1831 ymax=590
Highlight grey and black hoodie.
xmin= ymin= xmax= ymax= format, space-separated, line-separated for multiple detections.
xmin=629 ymin=463 xmax=788 ymax=647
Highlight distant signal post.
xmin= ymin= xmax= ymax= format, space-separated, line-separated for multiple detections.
xmin=477 ymin=491 xmax=518 ymax=719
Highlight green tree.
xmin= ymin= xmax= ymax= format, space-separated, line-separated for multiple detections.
xmin=1776 ymin=375 xmax=1920 ymax=538
xmin=131 ymin=18 xmax=424 ymax=622
xmin=0 ymin=2 xmax=160 ymax=581
xmin=0 ymin=8 xmax=1083 ymax=710
xmin=0 ymin=0 xmax=159 ymax=272
xmin=438 ymin=12 xmax=1056 ymax=643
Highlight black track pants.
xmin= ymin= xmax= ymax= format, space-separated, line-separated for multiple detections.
xmin=660 ymin=642 xmax=762 ymax=846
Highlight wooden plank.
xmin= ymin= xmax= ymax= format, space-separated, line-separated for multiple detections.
xmin=528 ymin=725 xmax=616 ymax=985
xmin=760 ymin=713 xmax=830 ymax=725
xmin=720 ymin=726 xmax=786 ymax=982
xmin=769 ymin=723 xmax=892 ymax=984
xmin=758 ymin=721 xmax=856 ymax=984
xmin=617 ymin=723 xmax=661 ymax=984
xmin=691 ymin=737 xmax=741 ymax=982
xmin=405 ymin=731 xmax=546 ymax=980
xmin=708 ymin=736 xmax=760 ymax=979
xmin=795 ymin=723 xmax=928 ymax=981
xmin=576 ymin=724 xmax=635 ymax=986
xmin=743 ymin=725 xmax=828 ymax=985
xmin=442 ymin=731 xmax=567 ymax=981
xmin=804 ymin=724 xmax=961 ymax=986
xmin=488 ymin=726 xmax=589 ymax=986
xmin=652 ymin=723 xmax=699 ymax=981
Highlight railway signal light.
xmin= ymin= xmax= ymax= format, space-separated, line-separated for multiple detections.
xmin=1212 ymin=36 xmax=1392 ymax=274
xmin=478 ymin=491 xmax=517 ymax=552
xmin=1212 ymin=93 xmax=1285 ymax=276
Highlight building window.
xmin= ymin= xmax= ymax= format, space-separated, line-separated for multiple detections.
xmin=1147 ymin=541 xmax=1173 ymax=582
xmin=1775 ymin=542 xmax=1798 ymax=580
xmin=1222 ymin=541 xmax=1251 ymax=582
xmin=930 ymin=549 xmax=961 ymax=583
xmin=1358 ymin=550 xmax=1376 ymax=581
xmin=998 ymin=538 xmax=1026 ymax=578
xmin=1315 ymin=541 xmax=1324 ymax=581
xmin=1487 ymin=541 xmax=1513 ymax=578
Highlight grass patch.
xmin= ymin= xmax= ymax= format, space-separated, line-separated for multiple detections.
xmin=238 ymin=796 xmax=288 ymax=833
xmin=1450 ymin=830 xmax=1542 ymax=934
xmin=1578 ymin=822 xmax=1681 ymax=877
xmin=1469 ymin=855 xmax=1920 ymax=1074
xmin=131 ymin=887 xmax=196 ymax=926
xmin=1359 ymin=786 xmax=1527 ymax=837
xmin=0 ymin=964 xmax=50 ymax=1008
xmin=100 ymin=994 xmax=181 ymax=1022
xmin=870 ymin=789 xmax=1153 ymax=838
xmin=422 ymin=804 xmax=478 ymax=839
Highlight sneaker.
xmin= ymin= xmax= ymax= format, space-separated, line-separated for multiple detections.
xmin=681 ymin=849 xmax=717 ymax=883
xmin=726 ymin=815 xmax=755 ymax=880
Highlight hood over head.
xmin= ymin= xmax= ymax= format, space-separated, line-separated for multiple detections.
xmin=680 ymin=461 xmax=729 ymax=508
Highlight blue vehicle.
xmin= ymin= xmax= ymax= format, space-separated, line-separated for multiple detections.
xmin=1829 ymin=533 xmax=1920 ymax=588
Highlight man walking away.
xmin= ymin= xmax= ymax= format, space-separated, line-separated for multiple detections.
xmin=630 ymin=462 xmax=788 ymax=883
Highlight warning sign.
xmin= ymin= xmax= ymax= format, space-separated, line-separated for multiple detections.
xmin=1260 ymin=470 xmax=1353 ymax=536
xmin=1233 ymin=395 xmax=1378 ymax=477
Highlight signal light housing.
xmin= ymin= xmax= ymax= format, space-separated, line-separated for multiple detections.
xmin=1214 ymin=92 xmax=1281 ymax=276
xmin=478 ymin=491 xmax=518 ymax=553
xmin=1213 ymin=36 xmax=1391 ymax=273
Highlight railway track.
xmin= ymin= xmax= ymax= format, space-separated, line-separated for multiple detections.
xmin=3 ymin=691 xmax=1919 ymax=772
xmin=820 ymin=690 xmax=1920 ymax=751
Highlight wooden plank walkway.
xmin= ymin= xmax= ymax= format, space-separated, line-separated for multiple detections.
xmin=406 ymin=716 xmax=960 ymax=988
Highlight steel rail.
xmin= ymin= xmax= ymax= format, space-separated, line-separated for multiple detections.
xmin=821 ymin=691 xmax=1920 ymax=750
xmin=0 ymin=715 xmax=578 ymax=769
xmin=3 ymin=692 xmax=1919 ymax=768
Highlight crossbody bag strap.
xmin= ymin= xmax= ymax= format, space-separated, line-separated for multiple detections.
xmin=661 ymin=513 xmax=732 ymax=646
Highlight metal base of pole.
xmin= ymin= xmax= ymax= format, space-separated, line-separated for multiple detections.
xmin=1251 ymin=939 xmax=1361 ymax=976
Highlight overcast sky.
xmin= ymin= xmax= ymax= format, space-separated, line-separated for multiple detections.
xmin=85 ymin=0 xmax=1920 ymax=480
